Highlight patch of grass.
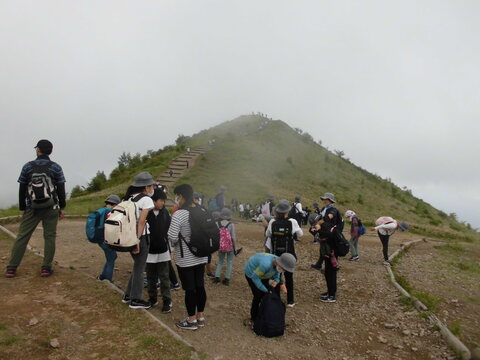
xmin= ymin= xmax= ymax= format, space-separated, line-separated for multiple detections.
xmin=399 ymin=295 xmax=415 ymax=310
xmin=449 ymin=260 xmax=480 ymax=274
xmin=467 ymin=296 xmax=480 ymax=303
xmin=413 ymin=291 xmax=442 ymax=312
xmin=137 ymin=336 xmax=157 ymax=349
xmin=395 ymin=274 xmax=413 ymax=293
xmin=449 ymin=321 xmax=462 ymax=336
xmin=0 ymin=324 xmax=7 ymax=331
xmin=435 ymin=243 xmax=465 ymax=254
xmin=0 ymin=335 xmax=20 ymax=346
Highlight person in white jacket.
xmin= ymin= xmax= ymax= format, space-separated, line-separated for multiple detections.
xmin=371 ymin=217 xmax=409 ymax=266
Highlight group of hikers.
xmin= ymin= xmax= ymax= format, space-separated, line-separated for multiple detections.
xmin=4 ymin=139 xmax=409 ymax=335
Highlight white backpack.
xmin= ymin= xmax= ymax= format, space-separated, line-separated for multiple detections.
xmin=104 ymin=196 xmax=142 ymax=252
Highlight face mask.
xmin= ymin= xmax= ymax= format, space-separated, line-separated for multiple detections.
xmin=147 ymin=190 xmax=154 ymax=197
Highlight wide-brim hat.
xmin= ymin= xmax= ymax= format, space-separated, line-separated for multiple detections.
xmin=399 ymin=221 xmax=409 ymax=232
xmin=132 ymin=172 xmax=155 ymax=187
xmin=277 ymin=253 xmax=296 ymax=273
xmin=220 ymin=207 xmax=232 ymax=220
xmin=320 ymin=192 xmax=336 ymax=203
xmin=105 ymin=194 xmax=121 ymax=205
xmin=294 ymin=195 xmax=301 ymax=202
xmin=274 ymin=199 xmax=291 ymax=214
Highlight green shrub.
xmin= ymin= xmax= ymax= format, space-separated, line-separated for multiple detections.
xmin=413 ymin=291 xmax=442 ymax=312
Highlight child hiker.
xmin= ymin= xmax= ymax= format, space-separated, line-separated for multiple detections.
xmin=213 ymin=208 xmax=242 ymax=286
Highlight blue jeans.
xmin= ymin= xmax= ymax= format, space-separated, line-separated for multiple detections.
xmin=98 ymin=242 xmax=118 ymax=281
xmin=215 ymin=250 xmax=234 ymax=279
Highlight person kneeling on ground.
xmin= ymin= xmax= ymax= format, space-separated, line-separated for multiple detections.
xmin=146 ymin=188 xmax=173 ymax=313
xmin=265 ymin=199 xmax=303 ymax=307
xmin=244 ymin=253 xmax=296 ymax=327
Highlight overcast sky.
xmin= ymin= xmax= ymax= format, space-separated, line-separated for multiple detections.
xmin=1 ymin=1 xmax=478 ymax=228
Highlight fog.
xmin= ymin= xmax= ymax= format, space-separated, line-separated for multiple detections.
xmin=0 ymin=1 xmax=478 ymax=228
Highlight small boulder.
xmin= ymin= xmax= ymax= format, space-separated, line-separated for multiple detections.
xmin=50 ymin=338 xmax=60 ymax=348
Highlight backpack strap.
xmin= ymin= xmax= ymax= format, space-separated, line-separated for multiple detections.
xmin=132 ymin=193 xmax=147 ymax=202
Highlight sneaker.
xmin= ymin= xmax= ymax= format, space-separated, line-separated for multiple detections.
xmin=122 ymin=294 xmax=130 ymax=304
xmin=149 ymin=298 xmax=159 ymax=307
xmin=320 ymin=293 xmax=329 ymax=300
xmin=170 ymin=283 xmax=181 ymax=291
xmin=96 ymin=275 xmax=111 ymax=282
xmin=310 ymin=264 xmax=322 ymax=270
xmin=4 ymin=269 xmax=16 ymax=278
xmin=321 ymin=296 xmax=336 ymax=303
xmin=129 ymin=299 xmax=152 ymax=309
xmin=40 ymin=268 xmax=53 ymax=277
xmin=176 ymin=318 xmax=198 ymax=330
xmin=287 ymin=302 xmax=296 ymax=308
xmin=348 ymin=256 xmax=355 ymax=261
xmin=161 ymin=299 xmax=172 ymax=313
xmin=383 ymin=260 xmax=392 ymax=266
xmin=206 ymin=272 xmax=215 ymax=278
xmin=212 ymin=277 xmax=221 ymax=284
xmin=353 ymin=256 xmax=360 ymax=261
xmin=234 ymin=248 xmax=243 ymax=256
xmin=222 ymin=278 xmax=230 ymax=286
xmin=196 ymin=317 xmax=205 ymax=327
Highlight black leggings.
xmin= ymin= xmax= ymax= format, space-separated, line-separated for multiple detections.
xmin=246 ymin=275 xmax=270 ymax=321
xmin=169 ymin=261 xmax=178 ymax=285
xmin=177 ymin=264 xmax=207 ymax=316
xmin=324 ymin=257 xmax=337 ymax=297
xmin=283 ymin=271 xmax=294 ymax=304
xmin=378 ymin=233 xmax=390 ymax=261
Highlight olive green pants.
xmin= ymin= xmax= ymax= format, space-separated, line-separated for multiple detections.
xmin=7 ymin=208 xmax=59 ymax=271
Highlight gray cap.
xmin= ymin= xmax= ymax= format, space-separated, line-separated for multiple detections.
xmin=276 ymin=253 xmax=296 ymax=273
xmin=313 ymin=201 xmax=319 ymax=207
xmin=294 ymin=195 xmax=301 ymax=202
xmin=320 ymin=192 xmax=336 ymax=203
xmin=193 ymin=192 xmax=201 ymax=199
xmin=132 ymin=172 xmax=155 ymax=187
xmin=212 ymin=211 xmax=221 ymax=221
xmin=399 ymin=221 xmax=409 ymax=232
xmin=308 ymin=213 xmax=321 ymax=226
xmin=219 ymin=185 xmax=227 ymax=192
xmin=267 ymin=194 xmax=274 ymax=201
xmin=274 ymin=199 xmax=291 ymax=214
xmin=105 ymin=194 xmax=121 ymax=205
xmin=220 ymin=208 xmax=232 ymax=220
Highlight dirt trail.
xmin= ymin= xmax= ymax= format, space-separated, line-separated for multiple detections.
xmin=4 ymin=220 xmax=456 ymax=360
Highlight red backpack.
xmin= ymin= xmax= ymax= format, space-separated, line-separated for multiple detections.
xmin=218 ymin=221 xmax=233 ymax=252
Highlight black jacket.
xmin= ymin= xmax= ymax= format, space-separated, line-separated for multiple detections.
xmin=147 ymin=208 xmax=171 ymax=254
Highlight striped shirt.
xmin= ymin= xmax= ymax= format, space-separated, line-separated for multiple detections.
xmin=18 ymin=156 xmax=65 ymax=185
xmin=168 ymin=208 xmax=208 ymax=268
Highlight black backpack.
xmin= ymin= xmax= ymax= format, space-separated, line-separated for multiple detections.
xmin=287 ymin=203 xmax=299 ymax=219
xmin=271 ymin=219 xmax=293 ymax=256
xmin=27 ymin=161 xmax=58 ymax=209
xmin=180 ymin=205 xmax=220 ymax=257
xmin=325 ymin=207 xmax=344 ymax=232
xmin=254 ymin=292 xmax=286 ymax=338
xmin=320 ymin=221 xmax=350 ymax=257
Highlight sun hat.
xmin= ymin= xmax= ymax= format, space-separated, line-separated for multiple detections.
xmin=308 ymin=213 xmax=322 ymax=226
xmin=219 ymin=185 xmax=227 ymax=192
xmin=276 ymin=253 xmax=296 ymax=273
xmin=105 ymin=194 xmax=121 ymax=205
xmin=220 ymin=208 xmax=232 ymax=220
xmin=344 ymin=210 xmax=356 ymax=218
xmin=274 ymin=199 xmax=291 ymax=214
xmin=132 ymin=172 xmax=155 ymax=187
xmin=399 ymin=221 xmax=409 ymax=232
xmin=313 ymin=201 xmax=319 ymax=207
xmin=35 ymin=139 xmax=53 ymax=155
xmin=212 ymin=211 xmax=221 ymax=221
xmin=320 ymin=192 xmax=336 ymax=203
xmin=267 ymin=194 xmax=275 ymax=201
xmin=294 ymin=195 xmax=301 ymax=202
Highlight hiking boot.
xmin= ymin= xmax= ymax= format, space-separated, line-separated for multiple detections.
xmin=161 ymin=299 xmax=172 ymax=313
xmin=352 ymin=256 xmax=360 ymax=261
xmin=321 ymin=296 xmax=336 ymax=303
xmin=234 ymin=248 xmax=243 ymax=256
xmin=212 ymin=277 xmax=221 ymax=284
xmin=310 ymin=264 xmax=322 ymax=270
xmin=383 ymin=260 xmax=392 ymax=266
xmin=348 ymin=256 xmax=355 ymax=261
xmin=121 ymin=294 xmax=131 ymax=304
xmin=222 ymin=278 xmax=230 ymax=286
xmin=176 ymin=318 xmax=198 ymax=330
xmin=196 ymin=317 xmax=205 ymax=327
xmin=206 ymin=272 xmax=215 ymax=278
xmin=149 ymin=298 xmax=159 ymax=307
xmin=287 ymin=302 xmax=296 ymax=308
xmin=170 ymin=282 xmax=181 ymax=291
xmin=4 ymin=269 xmax=16 ymax=278
xmin=129 ymin=299 xmax=152 ymax=309
xmin=320 ymin=293 xmax=329 ymax=301
xmin=40 ymin=268 xmax=53 ymax=277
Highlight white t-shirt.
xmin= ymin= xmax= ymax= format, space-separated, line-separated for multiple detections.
xmin=131 ymin=193 xmax=154 ymax=235
xmin=264 ymin=218 xmax=303 ymax=250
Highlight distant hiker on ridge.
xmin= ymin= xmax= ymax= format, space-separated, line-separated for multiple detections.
xmin=5 ymin=139 xmax=66 ymax=279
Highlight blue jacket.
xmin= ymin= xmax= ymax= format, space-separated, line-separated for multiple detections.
xmin=244 ymin=253 xmax=281 ymax=292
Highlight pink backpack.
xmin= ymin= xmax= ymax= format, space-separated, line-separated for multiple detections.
xmin=218 ymin=222 xmax=233 ymax=252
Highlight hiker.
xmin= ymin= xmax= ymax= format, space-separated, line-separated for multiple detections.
xmin=5 ymin=139 xmax=66 ymax=278
xmin=311 ymin=192 xmax=343 ymax=303
xmin=313 ymin=201 xmax=321 ymax=215
xmin=345 ymin=210 xmax=362 ymax=261
xmin=371 ymin=217 xmax=409 ymax=266
xmin=168 ymin=184 xmax=208 ymax=330
xmin=238 ymin=203 xmax=245 ymax=218
xmin=215 ymin=186 xmax=227 ymax=210
xmin=146 ymin=188 xmax=173 ymax=313
xmin=186 ymin=160 xmax=189 ymax=169
xmin=169 ymin=169 xmax=174 ymax=177
xmin=303 ymin=206 xmax=311 ymax=225
xmin=213 ymin=208 xmax=242 ymax=285
xmin=291 ymin=195 xmax=305 ymax=228
xmin=244 ymin=253 xmax=296 ymax=325
xmin=261 ymin=195 xmax=275 ymax=216
xmin=93 ymin=194 xmax=121 ymax=281
xmin=121 ymin=172 xmax=155 ymax=309
xmin=266 ymin=200 xmax=303 ymax=307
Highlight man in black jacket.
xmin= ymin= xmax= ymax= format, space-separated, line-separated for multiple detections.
xmin=5 ymin=140 xmax=66 ymax=278
xmin=146 ymin=188 xmax=172 ymax=313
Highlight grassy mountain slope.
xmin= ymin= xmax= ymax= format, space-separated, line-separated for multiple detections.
xmin=181 ymin=115 xmax=477 ymax=242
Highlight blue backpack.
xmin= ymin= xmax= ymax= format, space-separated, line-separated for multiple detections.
xmin=355 ymin=216 xmax=366 ymax=236
xmin=86 ymin=207 xmax=112 ymax=244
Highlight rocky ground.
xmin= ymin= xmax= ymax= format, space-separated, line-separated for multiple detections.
xmin=2 ymin=219 xmax=466 ymax=360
